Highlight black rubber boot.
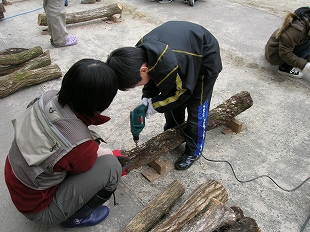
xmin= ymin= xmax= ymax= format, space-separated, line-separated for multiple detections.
xmin=175 ymin=153 xmax=200 ymax=170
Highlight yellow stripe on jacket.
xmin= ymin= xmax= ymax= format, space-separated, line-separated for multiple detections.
xmin=153 ymin=74 xmax=187 ymax=108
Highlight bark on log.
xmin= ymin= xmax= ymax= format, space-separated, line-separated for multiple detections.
xmin=38 ymin=3 xmax=123 ymax=26
xmin=0 ymin=64 xmax=62 ymax=99
xmin=0 ymin=46 xmax=43 ymax=65
xmin=122 ymin=180 xmax=185 ymax=232
xmin=149 ymin=180 xmax=228 ymax=232
xmin=122 ymin=91 xmax=253 ymax=171
xmin=0 ymin=48 xmax=27 ymax=55
xmin=218 ymin=206 xmax=261 ymax=232
xmin=179 ymin=198 xmax=236 ymax=232
xmin=0 ymin=51 xmax=51 ymax=76
xmin=0 ymin=3 xmax=5 ymax=19
xmin=206 ymin=91 xmax=253 ymax=131
xmin=222 ymin=217 xmax=261 ymax=232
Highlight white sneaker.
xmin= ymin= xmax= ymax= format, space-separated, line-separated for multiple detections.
xmin=278 ymin=66 xmax=303 ymax=79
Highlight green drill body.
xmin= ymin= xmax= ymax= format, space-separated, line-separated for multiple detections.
xmin=130 ymin=104 xmax=147 ymax=146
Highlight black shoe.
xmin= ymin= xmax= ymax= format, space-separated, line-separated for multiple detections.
xmin=175 ymin=153 xmax=200 ymax=170
xmin=278 ymin=64 xmax=303 ymax=78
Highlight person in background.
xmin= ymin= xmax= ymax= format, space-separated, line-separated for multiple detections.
xmin=43 ymin=0 xmax=78 ymax=47
xmin=4 ymin=59 xmax=123 ymax=229
xmin=265 ymin=6 xmax=310 ymax=78
xmin=107 ymin=21 xmax=222 ymax=171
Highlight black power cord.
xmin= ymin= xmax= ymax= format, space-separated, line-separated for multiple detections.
xmin=170 ymin=111 xmax=310 ymax=231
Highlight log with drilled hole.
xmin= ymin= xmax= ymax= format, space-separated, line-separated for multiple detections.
xmin=122 ymin=91 xmax=253 ymax=171
xmin=37 ymin=3 xmax=123 ymax=26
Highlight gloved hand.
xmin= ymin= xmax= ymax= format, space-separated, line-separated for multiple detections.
xmin=142 ymin=97 xmax=148 ymax=106
xmin=142 ymin=98 xmax=157 ymax=118
xmin=112 ymin=150 xmax=130 ymax=176
xmin=303 ymin=62 xmax=310 ymax=75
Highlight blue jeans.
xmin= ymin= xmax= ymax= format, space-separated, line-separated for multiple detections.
xmin=294 ymin=39 xmax=310 ymax=59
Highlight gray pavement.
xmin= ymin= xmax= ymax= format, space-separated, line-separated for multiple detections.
xmin=1 ymin=0 xmax=310 ymax=231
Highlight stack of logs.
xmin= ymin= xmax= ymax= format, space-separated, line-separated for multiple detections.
xmin=0 ymin=46 xmax=62 ymax=99
xmin=0 ymin=0 xmax=7 ymax=19
xmin=122 ymin=180 xmax=261 ymax=232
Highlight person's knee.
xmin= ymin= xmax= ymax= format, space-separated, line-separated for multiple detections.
xmin=97 ymin=155 xmax=122 ymax=190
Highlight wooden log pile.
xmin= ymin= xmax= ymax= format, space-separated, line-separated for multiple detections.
xmin=122 ymin=180 xmax=261 ymax=232
xmin=0 ymin=0 xmax=5 ymax=19
xmin=0 ymin=46 xmax=62 ymax=99
xmin=38 ymin=3 xmax=123 ymax=26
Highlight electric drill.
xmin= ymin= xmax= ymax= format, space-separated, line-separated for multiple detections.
xmin=130 ymin=104 xmax=147 ymax=146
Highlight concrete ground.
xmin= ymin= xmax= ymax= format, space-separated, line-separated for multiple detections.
xmin=1 ymin=0 xmax=310 ymax=231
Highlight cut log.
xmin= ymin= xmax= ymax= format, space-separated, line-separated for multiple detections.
xmin=0 ymin=3 xmax=5 ymax=19
xmin=0 ymin=64 xmax=62 ymax=99
xmin=218 ymin=205 xmax=261 ymax=232
xmin=121 ymin=180 xmax=185 ymax=232
xmin=222 ymin=217 xmax=261 ymax=232
xmin=38 ymin=3 xmax=123 ymax=26
xmin=207 ymin=91 xmax=253 ymax=131
xmin=179 ymin=198 xmax=236 ymax=232
xmin=0 ymin=46 xmax=43 ymax=65
xmin=0 ymin=51 xmax=51 ymax=76
xmin=149 ymin=180 xmax=229 ymax=232
xmin=122 ymin=91 xmax=253 ymax=171
xmin=0 ymin=48 xmax=27 ymax=55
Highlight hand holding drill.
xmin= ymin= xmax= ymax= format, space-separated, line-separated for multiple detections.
xmin=142 ymin=98 xmax=158 ymax=117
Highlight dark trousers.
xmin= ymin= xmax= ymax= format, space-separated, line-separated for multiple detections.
xmin=24 ymin=155 xmax=121 ymax=225
xmin=164 ymin=75 xmax=217 ymax=157
xmin=293 ymin=39 xmax=310 ymax=59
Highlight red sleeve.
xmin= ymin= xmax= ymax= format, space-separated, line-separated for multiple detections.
xmin=54 ymin=140 xmax=98 ymax=174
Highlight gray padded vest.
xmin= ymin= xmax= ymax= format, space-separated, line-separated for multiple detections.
xmin=8 ymin=90 xmax=101 ymax=190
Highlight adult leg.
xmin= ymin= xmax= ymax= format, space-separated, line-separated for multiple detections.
xmin=24 ymin=154 xmax=121 ymax=226
xmin=43 ymin=0 xmax=68 ymax=45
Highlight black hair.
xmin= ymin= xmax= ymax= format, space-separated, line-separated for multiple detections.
xmin=58 ymin=59 xmax=118 ymax=116
xmin=295 ymin=7 xmax=310 ymax=22
xmin=106 ymin=47 xmax=146 ymax=91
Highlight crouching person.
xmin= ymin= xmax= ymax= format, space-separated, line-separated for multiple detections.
xmin=4 ymin=59 xmax=122 ymax=229
xmin=265 ymin=6 xmax=310 ymax=78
